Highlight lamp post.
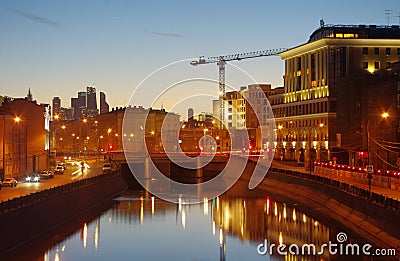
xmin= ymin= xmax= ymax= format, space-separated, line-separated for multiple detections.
xmin=367 ymin=112 xmax=390 ymax=165
xmin=366 ymin=111 xmax=390 ymax=192
xmin=14 ymin=117 xmax=21 ymax=178
xmin=52 ymin=125 xmax=66 ymax=159
xmin=107 ymin=128 xmax=112 ymax=151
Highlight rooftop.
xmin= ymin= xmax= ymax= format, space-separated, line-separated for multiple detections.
xmin=308 ymin=24 xmax=400 ymax=43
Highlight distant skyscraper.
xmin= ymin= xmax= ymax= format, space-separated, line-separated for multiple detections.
xmin=188 ymin=108 xmax=194 ymax=120
xmin=52 ymin=97 xmax=61 ymax=119
xmin=60 ymin=107 xmax=74 ymax=120
xmin=86 ymin=86 xmax=98 ymax=119
xmin=71 ymin=91 xmax=87 ymax=120
xmin=100 ymin=92 xmax=109 ymax=114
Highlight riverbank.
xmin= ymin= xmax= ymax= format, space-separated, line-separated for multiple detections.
xmin=0 ymin=170 xmax=128 ymax=256
xmin=227 ymin=165 xmax=400 ymax=257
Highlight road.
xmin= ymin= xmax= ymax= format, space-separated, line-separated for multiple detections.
xmin=0 ymin=159 xmax=106 ymax=202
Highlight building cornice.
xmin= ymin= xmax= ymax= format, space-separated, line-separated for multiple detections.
xmin=279 ymin=38 xmax=400 ymax=60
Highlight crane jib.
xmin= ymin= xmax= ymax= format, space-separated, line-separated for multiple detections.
xmin=190 ymin=47 xmax=287 ymax=65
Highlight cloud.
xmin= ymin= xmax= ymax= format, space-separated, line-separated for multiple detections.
xmin=146 ymin=31 xmax=186 ymax=38
xmin=8 ymin=8 xmax=61 ymax=29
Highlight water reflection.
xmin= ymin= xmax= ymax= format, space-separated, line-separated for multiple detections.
xmin=212 ymin=196 xmax=331 ymax=260
xmin=5 ymin=190 xmax=360 ymax=261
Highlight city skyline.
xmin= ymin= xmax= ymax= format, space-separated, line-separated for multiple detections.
xmin=1 ymin=0 xmax=400 ymax=117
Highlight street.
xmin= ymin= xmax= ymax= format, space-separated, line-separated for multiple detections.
xmin=0 ymin=159 xmax=106 ymax=202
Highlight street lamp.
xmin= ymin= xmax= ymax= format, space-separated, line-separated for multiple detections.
xmin=53 ymin=125 xmax=66 ymax=158
xmin=14 ymin=117 xmax=22 ymax=177
xmin=107 ymin=128 xmax=112 ymax=151
xmin=381 ymin=112 xmax=389 ymax=119
xmin=367 ymin=112 xmax=390 ymax=165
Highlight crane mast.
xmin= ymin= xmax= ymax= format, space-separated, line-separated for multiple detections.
xmin=190 ymin=48 xmax=286 ymax=128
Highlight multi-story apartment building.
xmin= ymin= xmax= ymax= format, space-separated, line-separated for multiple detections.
xmin=54 ymin=106 xmax=180 ymax=154
xmin=273 ymin=23 xmax=400 ymax=169
xmin=1 ymin=92 xmax=51 ymax=176
xmin=223 ymin=84 xmax=283 ymax=151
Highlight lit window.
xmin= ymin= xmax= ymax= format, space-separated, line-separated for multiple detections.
xmin=343 ymin=34 xmax=354 ymax=38
xmin=335 ymin=33 xmax=343 ymax=38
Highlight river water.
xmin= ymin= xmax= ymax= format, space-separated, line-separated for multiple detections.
xmin=5 ymin=189 xmax=394 ymax=261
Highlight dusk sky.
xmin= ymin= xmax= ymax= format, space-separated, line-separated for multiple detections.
xmin=1 ymin=0 xmax=399 ymax=117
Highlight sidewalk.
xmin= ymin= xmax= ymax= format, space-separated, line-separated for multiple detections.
xmin=269 ymin=160 xmax=400 ymax=201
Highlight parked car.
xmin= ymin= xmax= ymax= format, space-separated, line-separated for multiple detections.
xmin=38 ymin=170 xmax=54 ymax=179
xmin=54 ymin=165 xmax=64 ymax=174
xmin=25 ymin=173 xmax=40 ymax=182
xmin=2 ymin=178 xmax=17 ymax=187
xmin=102 ymin=163 xmax=112 ymax=172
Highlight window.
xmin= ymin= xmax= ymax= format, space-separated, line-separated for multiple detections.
xmin=374 ymin=48 xmax=379 ymax=55
xmin=297 ymin=57 xmax=302 ymax=71
xmin=363 ymin=47 xmax=368 ymax=55
xmin=362 ymin=62 xmax=368 ymax=69
xmin=398 ymin=48 xmax=400 ymax=55
xmin=374 ymin=61 xmax=380 ymax=69
xmin=386 ymin=62 xmax=391 ymax=69
xmin=386 ymin=48 xmax=391 ymax=55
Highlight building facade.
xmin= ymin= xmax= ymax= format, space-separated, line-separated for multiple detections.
xmin=100 ymin=91 xmax=109 ymax=115
xmin=222 ymin=84 xmax=283 ymax=151
xmin=53 ymin=106 xmax=181 ymax=155
xmin=274 ymin=24 xmax=400 ymax=168
xmin=71 ymin=91 xmax=86 ymax=120
xmin=86 ymin=86 xmax=98 ymax=119
xmin=52 ymin=96 xmax=61 ymax=119
xmin=0 ymin=113 xmax=28 ymax=180
xmin=0 ymin=96 xmax=50 ymax=176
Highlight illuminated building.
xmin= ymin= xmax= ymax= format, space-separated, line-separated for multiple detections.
xmin=71 ymin=91 xmax=86 ymax=120
xmin=222 ymin=84 xmax=283 ymax=151
xmin=52 ymin=97 xmax=61 ymax=120
xmin=179 ymin=113 xmax=231 ymax=153
xmin=274 ymin=23 xmax=400 ymax=167
xmin=86 ymin=86 xmax=98 ymax=119
xmin=56 ymin=106 xmax=180 ymax=154
xmin=0 ymin=94 xmax=50 ymax=176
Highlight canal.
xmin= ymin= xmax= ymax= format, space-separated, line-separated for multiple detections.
xmin=5 ymin=186 xmax=393 ymax=261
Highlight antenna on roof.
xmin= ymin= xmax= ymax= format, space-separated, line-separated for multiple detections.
xmin=385 ymin=9 xmax=392 ymax=25
xmin=397 ymin=12 xmax=400 ymax=26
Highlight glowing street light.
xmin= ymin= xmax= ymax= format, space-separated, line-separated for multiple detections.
xmin=14 ymin=116 xmax=21 ymax=123
xmin=381 ymin=112 xmax=389 ymax=119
